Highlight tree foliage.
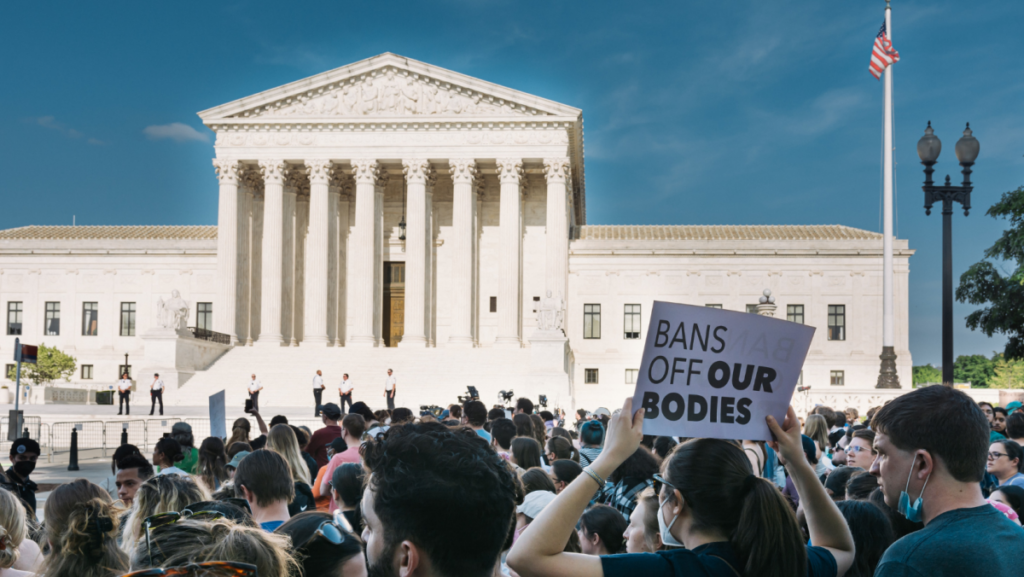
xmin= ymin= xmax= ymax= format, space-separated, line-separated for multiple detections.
xmin=991 ymin=354 xmax=1024 ymax=390
xmin=912 ymin=364 xmax=942 ymax=386
xmin=953 ymin=354 xmax=996 ymax=388
xmin=4 ymin=343 xmax=77 ymax=387
xmin=957 ymin=185 xmax=1024 ymax=359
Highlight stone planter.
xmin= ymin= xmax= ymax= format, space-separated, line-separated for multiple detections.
xmin=999 ymin=390 xmax=1024 ymax=407
xmin=0 ymin=388 xmax=10 ymax=404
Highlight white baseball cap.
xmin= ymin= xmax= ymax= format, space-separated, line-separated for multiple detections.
xmin=517 ymin=490 xmax=557 ymax=519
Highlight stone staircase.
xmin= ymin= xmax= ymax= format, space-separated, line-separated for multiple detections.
xmin=169 ymin=345 xmax=552 ymax=413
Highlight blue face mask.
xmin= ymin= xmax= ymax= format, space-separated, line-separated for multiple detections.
xmin=897 ymin=458 xmax=931 ymax=523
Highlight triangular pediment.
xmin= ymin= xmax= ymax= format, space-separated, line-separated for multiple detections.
xmin=198 ymin=53 xmax=581 ymax=122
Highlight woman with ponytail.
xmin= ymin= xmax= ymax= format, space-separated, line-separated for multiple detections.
xmin=508 ymin=398 xmax=855 ymax=577
xmin=547 ymin=436 xmax=580 ymax=463
xmin=40 ymin=479 xmax=128 ymax=577
xmin=0 ymin=488 xmax=40 ymax=576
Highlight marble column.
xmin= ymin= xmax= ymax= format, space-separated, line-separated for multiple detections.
xmin=326 ymin=178 xmax=339 ymax=345
xmin=496 ymin=158 xmax=524 ymax=347
xmin=257 ymin=159 xmax=286 ymax=345
xmin=303 ymin=159 xmax=332 ymax=345
xmin=294 ymin=193 xmax=308 ymax=345
xmin=543 ymin=158 xmax=571 ymax=321
xmin=282 ymin=179 xmax=297 ymax=345
xmin=335 ymin=170 xmax=352 ymax=346
xmin=213 ymin=158 xmax=241 ymax=343
xmin=448 ymin=159 xmax=478 ymax=347
xmin=400 ymin=160 xmax=434 ymax=347
xmin=373 ymin=173 xmax=387 ymax=344
xmin=348 ymin=160 xmax=382 ymax=346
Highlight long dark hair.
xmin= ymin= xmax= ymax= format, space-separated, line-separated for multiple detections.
xmin=609 ymin=447 xmax=659 ymax=484
xmin=579 ymin=504 xmax=627 ymax=555
xmin=665 ymin=438 xmax=805 ymax=577
xmin=521 ymin=467 xmax=557 ymax=494
xmin=197 ymin=437 xmax=229 ymax=489
xmin=836 ymin=500 xmax=895 ymax=577
xmin=547 ymin=437 xmax=579 ymax=463
xmin=513 ymin=414 xmax=534 ymax=438
xmin=511 ymin=437 xmax=542 ymax=470
xmin=277 ymin=512 xmax=361 ymax=577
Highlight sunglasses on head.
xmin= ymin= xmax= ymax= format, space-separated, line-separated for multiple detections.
xmin=301 ymin=511 xmax=355 ymax=549
xmin=652 ymin=473 xmax=677 ymax=499
xmin=121 ymin=561 xmax=256 ymax=577
xmin=145 ymin=510 xmax=225 ymax=566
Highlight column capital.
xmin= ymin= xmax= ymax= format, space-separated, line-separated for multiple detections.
xmin=213 ymin=158 xmax=242 ymax=184
xmin=402 ymin=159 xmax=436 ymax=186
xmin=496 ymin=158 xmax=524 ymax=185
xmin=543 ymin=157 xmax=571 ymax=184
xmin=449 ymin=158 xmax=479 ymax=184
xmin=305 ymin=159 xmax=333 ymax=185
xmin=259 ymin=159 xmax=287 ymax=185
xmin=351 ymin=159 xmax=382 ymax=185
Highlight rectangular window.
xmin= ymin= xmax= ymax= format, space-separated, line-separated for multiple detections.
xmin=82 ymin=365 xmax=94 ymax=380
xmin=118 ymin=365 xmax=132 ymax=379
xmin=489 ymin=297 xmax=497 ymax=313
xmin=787 ymin=305 xmax=805 ymax=324
xmin=625 ymin=369 xmax=638 ymax=384
xmin=828 ymin=305 xmax=846 ymax=341
xmin=585 ymin=368 xmax=599 ymax=384
xmin=705 ymin=304 xmax=722 ymax=309
xmin=532 ymin=296 xmax=541 ymax=313
xmin=830 ymin=370 xmax=845 ymax=386
xmin=197 ymin=302 xmax=213 ymax=331
xmin=4 ymin=365 xmax=14 ymax=380
xmin=797 ymin=371 xmax=803 ymax=386
xmin=82 ymin=302 xmax=98 ymax=336
xmin=746 ymin=304 xmax=758 ymax=314
xmin=45 ymin=302 xmax=60 ymax=336
xmin=120 ymin=302 xmax=136 ymax=336
xmin=624 ymin=304 xmax=641 ymax=339
xmin=584 ymin=304 xmax=601 ymax=339
xmin=6 ymin=302 xmax=23 ymax=335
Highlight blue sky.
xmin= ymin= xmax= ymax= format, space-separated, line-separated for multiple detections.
xmin=1 ymin=0 xmax=1021 ymax=366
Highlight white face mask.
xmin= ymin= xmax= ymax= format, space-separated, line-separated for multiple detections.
xmin=658 ymin=496 xmax=684 ymax=548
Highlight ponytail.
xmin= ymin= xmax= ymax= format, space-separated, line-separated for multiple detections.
xmin=547 ymin=437 xmax=579 ymax=463
xmin=733 ymin=477 xmax=806 ymax=577
xmin=0 ymin=488 xmax=26 ymax=569
xmin=42 ymin=483 xmax=128 ymax=577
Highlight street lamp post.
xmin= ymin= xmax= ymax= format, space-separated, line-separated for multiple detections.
xmin=917 ymin=121 xmax=979 ymax=387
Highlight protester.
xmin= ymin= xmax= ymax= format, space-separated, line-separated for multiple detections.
xmin=361 ymin=421 xmax=517 ymax=577
xmin=578 ymin=421 xmax=605 ymax=467
xmin=511 ymin=437 xmax=544 ymax=471
xmin=277 ymin=511 xmax=365 ymax=577
xmin=823 ymin=466 xmax=863 ymax=502
xmin=41 ymin=479 xmax=128 ymax=577
xmin=867 ymin=487 xmax=922 ymax=541
xmin=622 ymin=488 xmax=663 ymax=554
xmin=249 ymin=412 xmax=282 ymax=450
xmin=1006 ymin=412 xmax=1024 ymax=445
xmin=491 ymin=417 xmax=516 ymax=460
xmin=845 ymin=470 xmax=879 ymax=501
xmin=102 ymin=444 xmax=142 ymax=496
xmin=989 ymin=485 xmax=1024 ymax=520
xmin=151 ymin=437 xmax=189 ymax=477
xmin=651 ymin=436 xmax=677 ymax=461
xmin=121 ymin=473 xmax=208 ymax=555
xmin=594 ymin=447 xmax=657 ymax=519
xmin=836 ymin=500 xmax=895 ymax=577
xmin=513 ymin=413 xmax=535 ymax=438
xmin=291 ymin=425 xmax=320 ymax=481
xmin=226 ymin=418 xmax=252 ymax=448
xmin=522 ymin=467 xmax=558 ymax=495
xmin=196 ymin=437 xmax=230 ymax=491
xmin=993 ymin=406 xmax=1009 ymax=435
xmin=3 ymin=439 xmax=39 ymax=515
xmin=114 ymin=455 xmax=154 ymax=507
xmin=129 ymin=518 xmax=295 ymax=577
xmin=547 ymin=436 xmax=579 ymax=463
xmin=331 ymin=463 xmax=365 ymax=533
xmin=319 ymin=415 xmax=366 ymax=503
xmin=804 ymin=414 xmax=831 ymax=476
xmin=987 ymin=439 xmax=1024 ymax=488
xmin=227 ymin=441 xmax=251 ymax=460
xmin=488 ymin=407 xmax=507 ymax=423
xmin=265 ymin=425 xmax=315 ymax=516
xmin=0 ymin=487 xmax=39 ymax=577
xmin=550 ymin=460 xmax=583 ymax=494
xmin=845 ymin=429 xmax=876 ymax=470
xmin=531 ymin=414 xmax=549 ymax=448
xmin=170 ymin=422 xmax=199 ymax=474
xmin=517 ymin=397 xmax=535 ymax=415
xmin=578 ymin=504 xmax=627 ymax=556
xmin=307 ymin=403 xmax=343 ymax=468
xmin=464 ymin=400 xmax=491 ymax=441
xmin=508 ymin=398 xmax=855 ymax=577
xmin=870 ymin=385 xmax=1024 ymax=575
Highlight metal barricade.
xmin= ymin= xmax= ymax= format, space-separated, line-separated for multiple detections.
xmin=146 ymin=418 xmax=179 ymax=450
xmin=184 ymin=418 xmax=212 ymax=441
xmin=50 ymin=421 xmax=107 ymax=459
xmin=112 ymin=420 xmax=148 ymax=449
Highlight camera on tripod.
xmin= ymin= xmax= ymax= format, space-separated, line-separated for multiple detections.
xmin=457 ymin=386 xmax=480 ymax=404
xmin=499 ymin=390 xmax=515 ymax=407
xmin=419 ymin=405 xmax=444 ymax=418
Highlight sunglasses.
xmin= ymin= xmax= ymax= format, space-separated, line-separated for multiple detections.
xmin=300 ymin=511 xmax=356 ymax=549
xmin=145 ymin=510 xmax=225 ymax=566
xmin=652 ymin=473 xmax=677 ymax=499
xmin=121 ymin=561 xmax=257 ymax=577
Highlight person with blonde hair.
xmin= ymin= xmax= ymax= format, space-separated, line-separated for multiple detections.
xmin=266 ymin=424 xmax=315 ymax=516
xmin=128 ymin=518 xmax=296 ymax=577
xmin=0 ymin=488 xmax=41 ymax=576
xmin=39 ymin=479 xmax=128 ymax=577
xmin=804 ymin=413 xmax=832 ymax=476
xmin=119 ymin=473 xmax=208 ymax=556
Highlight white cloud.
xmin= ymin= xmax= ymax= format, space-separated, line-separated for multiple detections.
xmin=143 ymin=122 xmax=209 ymax=143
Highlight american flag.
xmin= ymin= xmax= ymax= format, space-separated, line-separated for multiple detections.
xmin=869 ymin=21 xmax=899 ymax=79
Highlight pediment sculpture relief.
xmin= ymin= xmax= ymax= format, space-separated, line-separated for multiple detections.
xmin=235 ymin=67 xmax=545 ymax=119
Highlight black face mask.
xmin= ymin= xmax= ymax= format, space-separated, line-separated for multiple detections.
xmin=13 ymin=460 xmax=35 ymax=478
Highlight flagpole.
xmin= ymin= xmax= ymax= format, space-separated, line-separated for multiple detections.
xmin=877 ymin=0 xmax=900 ymax=388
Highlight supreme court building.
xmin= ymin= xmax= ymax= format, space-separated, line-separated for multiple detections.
xmin=0 ymin=54 xmax=913 ymax=412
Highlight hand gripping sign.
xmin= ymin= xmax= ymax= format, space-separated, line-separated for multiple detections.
xmin=631 ymin=302 xmax=815 ymax=441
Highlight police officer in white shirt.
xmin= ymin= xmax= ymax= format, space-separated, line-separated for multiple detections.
xmin=248 ymin=374 xmax=263 ymax=412
xmin=339 ymin=373 xmax=354 ymax=413
xmin=117 ymin=373 xmax=132 ymax=415
xmin=384 ymin=369 xmax=397 ymax=411
xmin=313 ymin=370 xmax=325 ymax=417
xmin=149 ymin=373 xmax=165 ymax=416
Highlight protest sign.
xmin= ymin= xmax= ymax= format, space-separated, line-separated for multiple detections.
xmin=209 ymin=390 xmax=226 ymax=440
xmin=631 ymin=301 xmax=815 ymax=441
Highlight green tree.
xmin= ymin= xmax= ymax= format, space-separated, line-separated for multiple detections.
xmin=4 ymin=343 xmax=77 ymax=386
xmin=990 ymin=354 xmax=1024 ymax=389
xmin=953 ymin=354 xmax=996 ymax=388
xmin=957 ymin=185 xmax=1024 ymax=359
xmin=913 ymin=364 xmax=942 ymax=386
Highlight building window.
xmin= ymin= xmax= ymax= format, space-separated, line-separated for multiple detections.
xmin=5 ymin=365 xmax=14 ymax=380
xmin=625 ymin=369 xmax=638 ymax=384
xmin=489 ymin=297 xmax=497 ymax=313
xmin=828 ymin=305 xmax=846 ymax=341
xmin=532 ymin=296 xmax=541 ymax=313
xmin=584 ymin=304 xmax=601 ymax=339
xmin=6 ymin=302 xmax=22 ymax=335
xmin=82 ymin=365 xmax=94 ymax=380
xmin=118 ymin=364 xmax=132 ymax=379
xmin=705 ymin=304 xmax=722 ymax=309
xmin=830 ymin=370 xmax=845 ymax=386
xmin=787 ymin=305 xmax=804 ymax=324
xmin=624 ymin=304 xmax=641 ymax=339
xmin=45 ymin=302 xmax=60 ymax=336
xmin=82 ymin=302 xmax=99 ymax=336
xmin=197 ymin=303 xmax=213 ymax=331
xmin=120 ymin=302 xmax=136 ymax=336
xmin=585 ymin=369 xmax=599 ymax=384
xmin=797 ymin=371 xmax=803 ymax=386
xmin=746 ymin=304 xmax=758 ymax=314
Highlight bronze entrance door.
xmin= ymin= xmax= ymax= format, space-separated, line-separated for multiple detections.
xmin=382 ymin=262 xmax=405 ymax=347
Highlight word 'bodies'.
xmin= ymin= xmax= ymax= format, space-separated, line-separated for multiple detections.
xmin=631 ymin=301 xmax=815 ymax=441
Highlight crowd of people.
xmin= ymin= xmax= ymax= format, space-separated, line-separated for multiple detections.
xmin=1 ymin=387 xmax=1023 ymax=576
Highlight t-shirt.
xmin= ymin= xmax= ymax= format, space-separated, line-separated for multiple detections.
xmin=998 ymin=472 xmax=1024 ymax=488
xmin=875 ymin=504 xmax=1024 ymax=577
xmin=178 ymin=447 xmax=199 ymax=475
xmin=288 ymin=482 xmax=316 ymax=517
xmin=475 ymin=428 xmax=492 ymax=442
xmin=579 ymin=446 xmax=602 ymax=467
xmin=307 ymin=425 xmax=342 ymax=467
xmin=320 ymin=446 xmax=363 ymax=509
xmin=157 ymin=466 xmax=190 ymax=477
xmin=250 ymin=434 xmax=267 ymax=450
xmin=602 ymin=541 xmax=837 ymax=577
xmin=262 ymin=520 xmax=285 ymax=532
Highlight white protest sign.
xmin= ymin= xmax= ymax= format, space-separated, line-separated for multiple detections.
xmin=209 ymin=390 xmax=227 ymax=440
xmin=631 ymin=301 xmax=815 ymax=441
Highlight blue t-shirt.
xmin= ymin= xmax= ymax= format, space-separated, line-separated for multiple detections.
xmin=875 ymin=504 xmax=1024 ymax=577
xmin=475 ymin=428 xmax=492 ymax=442
xmin=261 ymin=520 xmax=285 ymax=532
xmin=998 ymin=472 xmax=1024 ymax=488
xmin=601 ymin=541 xmax=837 ymax=577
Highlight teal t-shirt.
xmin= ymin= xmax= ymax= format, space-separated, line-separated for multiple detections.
xmin=875 ymin=504 xmax=1024 ymax=577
